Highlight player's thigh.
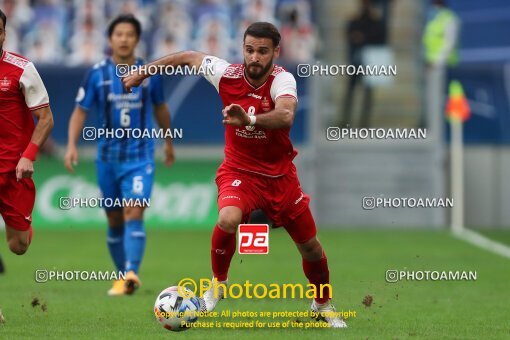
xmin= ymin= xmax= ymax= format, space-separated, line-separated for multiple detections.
xmin=96 ymin=160 xmax=121 ymax=201
xmin=105 ymin=209 xmax=124 ymax=227
xmin=0 ymin=175 xmax=35 ymax=233
xmin=270 ymin=165 xmax=311 ymax=228
xmin=0 ymin=176 xmax=35 ymax=254
xmin=117 ymin=161 xmax=153 ymax=220
xmin=96 ymin=161 xmax=124 ymax=224
xmin=215 ymin=166 xmax=257 ymax=232
xmin=118 ymin=161 xmax=154 ymax=203
xmin=282 ymin=207 xmax=318 ymax=246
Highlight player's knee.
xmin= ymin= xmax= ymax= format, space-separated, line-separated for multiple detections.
xmin=124 ymin=206 xmax=145 ymax=220
xmin=106 ymin=210 xmax=124 ymax=227
xmin=8 ymin=238 xmax=28 ymax=255
xmin=217 ymin=209 xmax=242 ymax=233
xmin=298 ymin=237 xmax=323 ymax=261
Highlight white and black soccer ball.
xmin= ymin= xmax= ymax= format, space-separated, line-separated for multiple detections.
xmin=153 ymin=286 xmax=202 ymax=332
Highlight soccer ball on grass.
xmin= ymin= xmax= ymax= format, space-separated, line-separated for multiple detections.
xmin=154 ymin=286 xmax=202 ymax=332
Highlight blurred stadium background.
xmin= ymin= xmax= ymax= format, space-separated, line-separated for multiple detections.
xmin=0 ymin=0 xmax=508 ymax=234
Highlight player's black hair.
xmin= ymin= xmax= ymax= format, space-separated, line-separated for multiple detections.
xmin=243 ymin=22 xmax=281 ymax=48
xmin=107 ymin=14 xmax=141 ymax=38
xmin=0 ymin=9 xmax=6 ymax=29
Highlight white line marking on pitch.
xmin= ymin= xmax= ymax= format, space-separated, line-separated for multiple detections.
xmin=453 ymin=229 xmax=510 ymax=259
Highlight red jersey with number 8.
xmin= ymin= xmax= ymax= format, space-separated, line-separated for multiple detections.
xmin=201 ymin=56 xmax=298 ymax=177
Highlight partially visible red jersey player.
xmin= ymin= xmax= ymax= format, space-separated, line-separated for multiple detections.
xmin=123 ymin=22 xmax=346 ymax=328
xmin=0 ymin=9 xmax=54 ymax=255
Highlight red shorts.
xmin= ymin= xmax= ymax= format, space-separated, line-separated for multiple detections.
xmin=0 ymin=172 xmax=36 ymax=231
xmin=216 ymin=163 xmax=314 ymax=241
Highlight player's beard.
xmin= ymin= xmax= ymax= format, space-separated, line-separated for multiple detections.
xmin=244 ymin=58 xmax=273 ymax=80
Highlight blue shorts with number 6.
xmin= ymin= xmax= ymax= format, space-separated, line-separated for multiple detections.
xmin=96 ymin=160 xmax=154 ymax=211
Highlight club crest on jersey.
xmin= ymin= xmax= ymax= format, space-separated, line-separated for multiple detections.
xmin=0 ymin=77 xmax=12 ymax=91
xmin=146 ymin=163 xmax=153 ymax=174
xmin=261 ymin=97 xmax=271 ymax=112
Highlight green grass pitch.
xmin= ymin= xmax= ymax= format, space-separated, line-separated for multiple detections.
xmin=0 ymin=228 xmax=509 ymax=339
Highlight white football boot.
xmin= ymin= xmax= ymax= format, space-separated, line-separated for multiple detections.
xmin=311 ymin=299 xmax=348 ymax=328
xmin=200 ymin=277 xmax=227 ymax=312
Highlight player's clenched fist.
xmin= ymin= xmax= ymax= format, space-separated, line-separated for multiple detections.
xmin=64 ymin=145 xmax=79 ymax=172
xmin=164 ymin=142 xmax=175 ymax=167
xmin=16 ymin=157 xmax=34 ymax=181
xmin=122 ymin=72 xmax=145 ymax=92
xmin=222 ymin=104 xmax=250 ymax=127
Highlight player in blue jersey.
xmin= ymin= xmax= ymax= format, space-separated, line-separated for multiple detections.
xmin=64 ymin=15 xmax=174 ymax=296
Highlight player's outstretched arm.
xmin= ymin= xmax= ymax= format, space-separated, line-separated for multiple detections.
xmin=223 ymin=97 xmax=297 ymax=130
xmin=64 ymin=106 xmax=87 ymax=172
xmin=153 ymin=103 xmax=175 ymax=167
xmin=16 ymin=106 xmax=54 ymax=180
xmin=122 ymin=51 xmax=207 ymax=92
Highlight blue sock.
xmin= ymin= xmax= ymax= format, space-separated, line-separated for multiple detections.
xmin=124 ymin=220 xmax=146 ymax=274
xmin=107 ymin=226 xmax=126 ymax=273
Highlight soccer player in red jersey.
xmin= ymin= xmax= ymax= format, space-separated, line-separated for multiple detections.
xmin=0 ymin=9 xmax=54 ymax=255
xmin=123 ymin=22 xmax=346 ymax=328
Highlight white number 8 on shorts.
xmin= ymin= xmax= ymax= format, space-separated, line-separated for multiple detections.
xmin=231 ymin=179 xmax=242 ymax=187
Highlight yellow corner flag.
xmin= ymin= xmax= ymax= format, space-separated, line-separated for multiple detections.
xmin=446 ymin=80 xmax=471 ymax=122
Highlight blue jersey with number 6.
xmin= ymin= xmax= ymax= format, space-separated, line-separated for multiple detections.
xmin=76 ymin=58 xmax=165 ymax=163
xmin=75 ymin=58 xmax=163 ymax=205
